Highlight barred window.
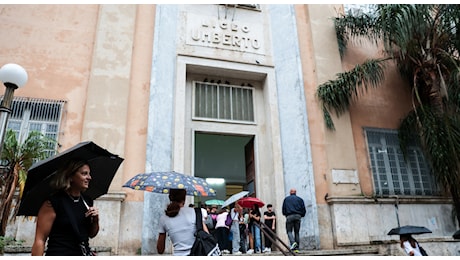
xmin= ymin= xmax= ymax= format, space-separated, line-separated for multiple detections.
xmin=193 ymin=81 xmax=255 ymax=124
xmin=5 ymin=97 xmax=65 ymax=158
xmin=220 ymin=4 xmax=261 ymax=11
xmin=365 ymin=128 xmax=439 ymax=196
xmin=343 ymin=4 xmax=377 ymax=16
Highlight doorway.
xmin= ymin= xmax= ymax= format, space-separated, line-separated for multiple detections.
xmin=194 ymin=132 xmax=254 ymax=202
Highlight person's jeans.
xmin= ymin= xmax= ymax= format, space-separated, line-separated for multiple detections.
xmin=250 ymin=224 xmax=263 ymax=252
xmin=231 ymin=221 xmax=240 ymax=253
xmin=286 ymin=214 xmax=301 ymax=248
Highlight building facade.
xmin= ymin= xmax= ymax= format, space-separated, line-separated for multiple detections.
xmin=1 ymin=4 xmax=458 ymax=256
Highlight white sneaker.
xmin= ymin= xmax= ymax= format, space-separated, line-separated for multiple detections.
xmin=222 ymin=249 xmax=230 ymax=254
xmin=263 ymin=248 xmax=271 ymax=253
xmin=246 ymin=249 xmax=254 ymax=254
xmin=233 ymin=251 xmax=242 ymax=255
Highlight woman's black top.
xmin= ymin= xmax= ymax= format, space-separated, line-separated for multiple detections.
xmin=44 ymin=190 xmax=93 ymax=256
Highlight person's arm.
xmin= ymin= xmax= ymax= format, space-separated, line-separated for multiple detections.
xmin=300 ymin=198 xmax=306 ymax=217
xmin=402 ymin=241 xmax=415 ymax=256
xmin=272 ymin=214 xmax=276 ymax=230
xmin=85 ymin=206 xmax=99 ymax=238
xmin=203 ymin=221 xmax=209 ymax=233
xmin=282 ymin=200 xmax=287 ymax=216
xmin=264 ymin=213 xmax=275 ymax=220
xmin=253 ymin=212 xmax=261 ymax=222
xmin=157 ymin=233 xmax=166 ymax=254
xmin=31 ymin=200 xmax=56 ymax=256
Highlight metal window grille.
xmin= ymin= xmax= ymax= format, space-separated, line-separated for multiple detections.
xmin=365 ymin=128 xmax=438 ymax=196
xmin=5 ymin=96 xmax=65 ymax=158
xmin=193 ymin=81 xmax=255 ymax=123
xmin=220 ymin=4 xmax=261 ymax=10
xmin=343 ymin=4 xmax=377 ymax=16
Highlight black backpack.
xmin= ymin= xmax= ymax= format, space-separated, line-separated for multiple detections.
xmin=189 ymin=208 xmax=222 ymax=256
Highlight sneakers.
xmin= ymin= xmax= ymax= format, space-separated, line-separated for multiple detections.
xmin=233 ymin=251 xmax=242 ymax=255
xmin=246 ymin=249 xmax=254 ymax=254
xmin=293 ymin=249 xmax=300 ymax=253
xmin=262 ymin=248 xmax=271 ymax=253
xmin=222 ymin=249 xmax=230 ymax=254
xmin=290 ymin=242 xmax=298 ymax=250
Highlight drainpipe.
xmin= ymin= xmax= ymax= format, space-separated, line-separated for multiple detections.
xmin=389 ymin=195 xmax=400 ymax=227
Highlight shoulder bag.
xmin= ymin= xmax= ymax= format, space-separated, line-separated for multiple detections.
xmin=189 ymin=208 xmax=222 ymax=256
xmin=417 ymin=242 xmax=428 ymax=256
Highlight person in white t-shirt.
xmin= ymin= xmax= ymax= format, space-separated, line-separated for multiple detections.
xmin=400 ymin=234 xmax=423 ymax=256
xmin=157 ymin=189 xmax=209 ymax=255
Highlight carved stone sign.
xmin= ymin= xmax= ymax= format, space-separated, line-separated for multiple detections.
xmin=186 ymin=13 xmax=264 ymax=55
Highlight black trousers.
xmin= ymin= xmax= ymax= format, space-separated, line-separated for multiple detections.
xmin=263 ymin=227 xmax=276 ymax=248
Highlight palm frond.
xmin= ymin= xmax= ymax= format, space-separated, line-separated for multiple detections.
xmin=334 ymin=11 xmax=379 ymax=58
xmin=317 ymin=58 xmax=387 ymax=129
xmin=399 ymin=106 xmax=460 ymax=194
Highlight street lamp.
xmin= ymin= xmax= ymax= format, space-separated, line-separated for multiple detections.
xmin=0 ymin=63 xmax=28 ymax=156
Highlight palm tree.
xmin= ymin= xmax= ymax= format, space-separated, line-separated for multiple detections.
xmin=0 ymin=129 xmax=56 ymax=236
xmin=316 ymin=4 xmax=460 ymax=226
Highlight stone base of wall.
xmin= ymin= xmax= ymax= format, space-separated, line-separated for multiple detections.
xmin=3 ymin=246 xmax=112 ymax=256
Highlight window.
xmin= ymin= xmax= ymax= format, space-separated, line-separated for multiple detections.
xmin=5 ymin=97 xmax=65 ymax=158
xmin=365 ymin=128 xmax=438 ymax=196
xmin=220 ymin=4 xmax=261 ymax=11
xmin=193 ymin=81 xmax=255 ymax=124
xmin=343 ymin=4 xmax=376 ymax=16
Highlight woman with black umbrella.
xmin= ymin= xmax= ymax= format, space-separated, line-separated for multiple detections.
xmin=400 ymin=234 xmax=426 ymax=256
xmin=31 ymin=159 xmax=99 ymax=256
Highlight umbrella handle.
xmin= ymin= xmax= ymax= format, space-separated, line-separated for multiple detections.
xmin=82 ymin=197 xmax=90 ymax=210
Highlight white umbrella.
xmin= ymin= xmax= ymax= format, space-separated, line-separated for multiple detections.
xmin=222 ymin=190 xmax=249 ymax=208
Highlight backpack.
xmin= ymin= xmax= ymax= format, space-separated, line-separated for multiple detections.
xmin=204 ymin=215 xmax=214 ymax=230
xmin=190 ymin=208 xmax=222 ymax=256
xmin=225 ymin=212 xmax=233 ymax=227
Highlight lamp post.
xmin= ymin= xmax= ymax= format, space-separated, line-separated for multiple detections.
xmin=0 ymin=63 xmax=28 ymax=157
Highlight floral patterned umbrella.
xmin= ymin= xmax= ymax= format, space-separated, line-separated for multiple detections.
xmin=122 ymin=171 xmax=216 ymax=197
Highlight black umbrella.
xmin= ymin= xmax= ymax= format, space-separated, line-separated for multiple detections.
xmin=387 ymin=225 xmax=432 ymax=235
xmin=453 ymin=230 xmax=460 ymax=239
xmin=17 ymin=141 xmax=124 ymax=216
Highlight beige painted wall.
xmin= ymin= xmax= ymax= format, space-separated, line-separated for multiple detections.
xmin=0 ymin=4 xmax=153 ymax=255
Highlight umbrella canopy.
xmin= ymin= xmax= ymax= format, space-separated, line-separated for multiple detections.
xmin=387 ymin=225 xmax=432 ymax=235
xmin=122 ymin=171 xmax=216 ymax=197
xmin=205 ymin=199 xmax=224 ymax=206
xmin=453 ymin=230 xmax=460 ymax=239
xmin=237 ymin=197 xmax=265 ymax=208
xmin=222 ymin=191 xmax=249 ymax=208
xmin=18 ymin=141 xmax=124 ymax=216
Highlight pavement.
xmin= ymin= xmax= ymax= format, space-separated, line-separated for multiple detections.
xmin=221 ymin=247 xmax=382 ymax=256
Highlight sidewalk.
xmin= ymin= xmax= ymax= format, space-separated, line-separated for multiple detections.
xmin=221 ymin=246 xmax=382 ymax=256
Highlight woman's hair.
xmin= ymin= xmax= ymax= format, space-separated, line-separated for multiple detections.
xmin=217 ymin=208 xmax=228 ymax=214
xmin=165 ymin=189 xmax=186 ymax=217
xmin=400 ymin=234 xmax=416 ymax=248
xmin=50 ymin=159 xmax=89 ymax=191
xmin=253 ymin=204 xmax=260 ymax=213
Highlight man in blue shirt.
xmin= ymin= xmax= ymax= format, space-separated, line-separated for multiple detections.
xmin=282 ymin=188 xmax=306 ymax=252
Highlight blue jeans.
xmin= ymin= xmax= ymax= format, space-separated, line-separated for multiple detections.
xmin=250 ymin=224 xmax=263 ymax=252
xmin=286 ymin=214 xmax=301 ymax=248
xmin=231 ymin=221 xmax=240 ymax=253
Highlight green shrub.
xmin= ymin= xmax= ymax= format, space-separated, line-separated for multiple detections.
xmin=0 ymin=236 xmax=24 ymax=254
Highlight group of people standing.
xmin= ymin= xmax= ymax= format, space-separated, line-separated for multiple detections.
xmin=199 ymin=187 xmax=307 ymax=255
xmin=201 ymin=201 xmax=276 ymax=255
